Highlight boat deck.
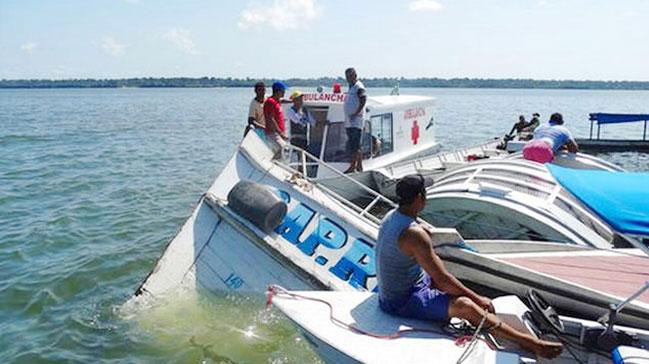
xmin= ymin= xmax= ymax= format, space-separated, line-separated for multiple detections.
xmin=495 ymin=250 xmax=649 ymax=304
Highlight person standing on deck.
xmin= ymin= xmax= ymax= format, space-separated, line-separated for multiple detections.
xmin=245 ymin=81 xmax=266 ymax=139
xmin=523 ymin=112 xmax=579 ymax=163
xmin=376 ymin=174 xmax=563 ymax=359
xmin=343 ymin=67 xmax=367 ymax=173
xmin=264 ymin=81 xmax=289 ymax=158
xmin=286 ymin=90 xmax=316 ymax=151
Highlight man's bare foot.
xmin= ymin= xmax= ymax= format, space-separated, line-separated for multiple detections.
xmin=532 ymin=339 xmax=563 ymax=359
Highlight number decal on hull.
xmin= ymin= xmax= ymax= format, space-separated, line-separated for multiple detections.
xmin=224 ymin=272 xmax=244 ymax=289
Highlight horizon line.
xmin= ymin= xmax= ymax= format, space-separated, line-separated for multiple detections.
xmin=2 ymin=76 xmax=649 ymax=83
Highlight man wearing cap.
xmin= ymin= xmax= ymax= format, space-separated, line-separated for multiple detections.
xmin=525 ymin=113 xmax=541 ymax=132
xmin=376 ymin=174 xmax=563 ymax=359
xmin=523 ymin=112 xmax=578 ymax=163
xmin=245 ymin=81 xmax=266 ymax=139
xmin=263 ymin=81 xmax=289 ymax=158
xmin=286 ymin=90 xmax=316 ymax=150
xmin=343 ymin=67 xmax=367 ymax=173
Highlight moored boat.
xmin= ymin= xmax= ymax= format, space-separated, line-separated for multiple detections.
xmin=270 ymin=288 xmax=649 ymax=364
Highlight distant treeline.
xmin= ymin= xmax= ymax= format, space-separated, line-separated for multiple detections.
xmin=1 ymin=77 xmax=648 ymax=90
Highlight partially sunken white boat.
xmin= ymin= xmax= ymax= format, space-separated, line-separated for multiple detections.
xmin=131 ymin=131 xmax=649 ymax=330
xmin=271 ymin=288 xmax=649 ymax=364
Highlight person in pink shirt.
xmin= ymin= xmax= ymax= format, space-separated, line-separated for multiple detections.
xmin=523 ymin=113 xmax=578 ymax=163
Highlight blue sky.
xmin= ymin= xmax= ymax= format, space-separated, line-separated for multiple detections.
xmin=1 ymin=0 xmax=648 ymax=80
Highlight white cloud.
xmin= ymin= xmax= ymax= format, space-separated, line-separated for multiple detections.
xmin=21 ymin=42 xmax=37 ymax=54
xmin=621 ymin=9 xmax=638 ymax=17
xmin=100 ymin=37 xmax=126 ymax=57
xmin=408 ymin=0 xmax=443 ymax=12
xmin=121 ymin=0 xmax=140 ymax=4
xmin=537 ymin=0 xmax=549 ymax=6
xmin=238 ymin=0 xmax=321 ymax=31
xmin=163 ymin=28 xmax=199 ymax=55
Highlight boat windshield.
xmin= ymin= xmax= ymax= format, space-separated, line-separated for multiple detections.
xmin=322 ymin=122 xmax=373 ymax=163
xmin=290 ymin=105 xmax=373 ymax=161
xmin=303 ymin=106 xmax=328 ymax=156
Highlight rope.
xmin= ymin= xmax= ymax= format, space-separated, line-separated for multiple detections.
xmin=267 ymin=285 xmax=446 ymax=339
xmin=267 ymin=285 xmax=496 ymax=359
xmin=455 ymin=313 xmax=488 ymax=364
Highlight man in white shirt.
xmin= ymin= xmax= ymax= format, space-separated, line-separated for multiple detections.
xmin=343 ymin=67 xmax=367 ymax=173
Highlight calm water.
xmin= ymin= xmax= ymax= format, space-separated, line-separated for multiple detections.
xmin=1 ymin=87 xmax=647 ymax=363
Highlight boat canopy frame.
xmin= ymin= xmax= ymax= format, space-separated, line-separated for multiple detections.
xmin=428 ymin=160 xmax=615 ymax=246
xmin=588 ymin=113 xmax=649 ymax=141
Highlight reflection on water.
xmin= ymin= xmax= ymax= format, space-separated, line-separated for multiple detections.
xmin=121 ymin=287 xmax=321 ymax=363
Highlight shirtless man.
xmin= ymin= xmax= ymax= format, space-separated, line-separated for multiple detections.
xmin=376 ymin=174 xmax=563 ymax=359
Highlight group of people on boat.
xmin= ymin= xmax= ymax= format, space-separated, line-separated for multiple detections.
xmin=508 ymin=113 xmax=541 ymax=141
xmin=244 ymin=67 xmax=367 ymax=173
xmin=246 ymin=74 xmax=578 ymax=356
xmin=502 ymin=112 xmax=579 ymax=163
xmin=243 ymin=70 xmax=590 ymax=358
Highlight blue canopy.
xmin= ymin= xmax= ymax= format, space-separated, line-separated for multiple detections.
xmin=547 ymin=164 xmax=649 ymax=237
xmin=589 ymin=113 xmax=649 ymax=125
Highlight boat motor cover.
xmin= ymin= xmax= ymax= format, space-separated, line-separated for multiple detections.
xmin=227 ymin=180 xmax=287 ymax=233
xmin=547 ymin=164 xmax=649 ymax=237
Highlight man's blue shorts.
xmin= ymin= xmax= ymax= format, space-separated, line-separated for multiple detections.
xmin=379 ymin=274 xmax=451 ymax=322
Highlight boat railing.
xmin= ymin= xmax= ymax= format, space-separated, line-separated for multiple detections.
xmin=279 ymin=144 xmax=397 ymax=225
xmin=430 ymin=161 xmax=616 ymax=242
xmin=379 ymin=139 xmax=503 ymax=177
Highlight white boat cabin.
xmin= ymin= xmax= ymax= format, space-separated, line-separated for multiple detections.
xmin=283 ymin=92 xmax=437 ymax=177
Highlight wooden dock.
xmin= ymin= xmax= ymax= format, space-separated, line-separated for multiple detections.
xmin=576 ymin=138 xmax=649 ymax=152
xmin=581 ymin=113 xmax=649 ymax=152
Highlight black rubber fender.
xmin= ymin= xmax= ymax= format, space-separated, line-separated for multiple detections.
xmin=227 ymin=180 xmax=287 ymax=233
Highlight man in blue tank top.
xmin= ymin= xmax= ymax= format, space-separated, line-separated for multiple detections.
xmin=376 ymin=174 xmax=563 ymax=359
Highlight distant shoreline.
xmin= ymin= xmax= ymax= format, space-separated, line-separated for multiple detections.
xmin=1 ymin=77 xmax=649 ymax=90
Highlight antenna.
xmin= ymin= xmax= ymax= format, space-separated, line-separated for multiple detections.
xmin=390 ymin=81 xmax=400 ymax=96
